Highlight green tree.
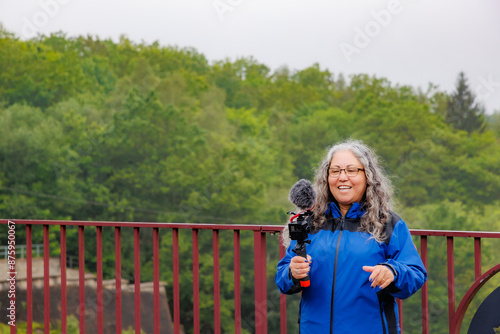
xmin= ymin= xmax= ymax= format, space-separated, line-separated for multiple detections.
xmin=446 ymin=72 xmax=486 ymax=133
xmin=1 ymin=27 xmax=500 ymax=334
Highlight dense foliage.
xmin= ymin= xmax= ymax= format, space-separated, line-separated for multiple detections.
xmin=0 ymin=26 xmax=499 ymax=333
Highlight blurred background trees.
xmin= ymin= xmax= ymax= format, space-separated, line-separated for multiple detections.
xmin=1 ymin=27 xmax=499 ymax=333
xmin=445 ymin=71 xmax=486 ymax=133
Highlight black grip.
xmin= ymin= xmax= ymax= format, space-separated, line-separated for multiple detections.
xmin=293 ymin=241 xmax=310 ymax=287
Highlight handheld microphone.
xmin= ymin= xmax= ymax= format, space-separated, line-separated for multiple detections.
xmin=288 ymin=179 xmax=316 ymax=211
xmin=287 ymin=179 xmax=316 ymax=288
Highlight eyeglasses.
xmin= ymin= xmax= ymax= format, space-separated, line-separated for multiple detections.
xmin=328 ymin=167 xmax=365 ymax=178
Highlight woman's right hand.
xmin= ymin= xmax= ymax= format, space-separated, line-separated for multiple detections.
xmin=290 ymin=255 xmax=312 ymax=279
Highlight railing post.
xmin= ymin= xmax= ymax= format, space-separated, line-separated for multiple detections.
xmin=96 ymin=226 xmax=103 ymax=334
xmin=115 ymin=227 xmax=122 ymax=334
xmin=60 ymin=225 xmax=67 ymax=334
xmin=134 ymin=227 xmax=141 ymax=334
xmin=213 ymin=230 xmax=221 ymax=334
xmin=397 ymin=299 xmax=403 ymax=331
xmin=153 ymin=228 xmax=160 ymax=334
xmin=254 ymin=230 xmax=267 ymax=334
xmin=192 ymin=229 xmax=200 ymax=334
xmin=421 ymin=235 xmax=429 ymax=334
xmin=78 ymin=225 xmax=85 ymax=334
xmin=474 ymin=237 xmax=482 ymax=279
xmin=447 ymin=236 xmax=455 ymax=333
xmin=26 ymin=225 xmax=33 ymax=334
xmin=279 ymin=240 xmax=287 ymax=334
xmin=234 ymin=230 xmax=241 ymax=334
xmin=9 ymin=221 xmax=16 ymax=334
xmin=172 ymin=228 xmax=180 ymax=334
xmin=43 ymin=225 xmax=50 ymax=334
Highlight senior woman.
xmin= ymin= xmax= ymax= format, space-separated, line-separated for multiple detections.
xmin=276 ymin=139 xmax=427 ymax=334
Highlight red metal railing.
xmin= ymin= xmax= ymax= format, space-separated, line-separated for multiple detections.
xmin=1 ymin=219 xmax=500 ymax=334
xmin=411 ymin=230 xmax=500 ymax=334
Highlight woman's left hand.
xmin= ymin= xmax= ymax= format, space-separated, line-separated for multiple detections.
xmin=362 ymin=265 xmax=394 ymax=289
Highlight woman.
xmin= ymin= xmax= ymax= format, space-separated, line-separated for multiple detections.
xmin=275 ymin=139 xmax=427 ymax=334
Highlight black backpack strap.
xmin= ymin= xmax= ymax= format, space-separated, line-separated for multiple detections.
xmin=382 ymin=211 xmax=401 ymax=245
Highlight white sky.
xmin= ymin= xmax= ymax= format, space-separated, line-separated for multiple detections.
xmin=1 ymin=0 xmax=499 ymax=114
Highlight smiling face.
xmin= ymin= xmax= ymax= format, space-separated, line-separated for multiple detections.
xmin=328 ymin=150 xmax=367 ymax=216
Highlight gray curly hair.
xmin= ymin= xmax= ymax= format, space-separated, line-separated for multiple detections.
xmin=281 ymin=139 xmax=394 ymax=247
xmin=312 ymin=138 xmax=394 ymax=243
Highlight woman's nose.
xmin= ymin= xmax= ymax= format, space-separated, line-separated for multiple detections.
xmin=338 ymin=170 xmax=349 ymax=180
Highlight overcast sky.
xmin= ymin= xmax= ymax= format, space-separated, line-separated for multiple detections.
xmin=1 ymin=0 xmax=499 ymax=114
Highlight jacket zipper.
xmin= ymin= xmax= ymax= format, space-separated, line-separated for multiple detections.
xmin=330 ymin=216 xmax=345 ymax=334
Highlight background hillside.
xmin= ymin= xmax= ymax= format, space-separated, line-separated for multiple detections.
xmin=0 ymin=28 xmax=499 ymax=333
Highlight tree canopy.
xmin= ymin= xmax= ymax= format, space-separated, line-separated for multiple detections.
xmin=0 ymin=27 xmax=499 ymax=333
xmin=446 ymin=71 xmax=487 ymax=133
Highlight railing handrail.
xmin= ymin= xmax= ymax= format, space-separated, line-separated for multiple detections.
xmin=0 ymin=219 xmax=272 ymax=230
xmin=1 ymin=219 xmax=499 ymax=238
xmin=410 ymin=229 xmax=500 ymax=238
xmin=1 ymin=218 xmax=499 ymax=334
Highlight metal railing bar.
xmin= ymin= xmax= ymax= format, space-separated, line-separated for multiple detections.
xmin=397 ymin=299 xmax=403 ymax=331
xmin=261 ymin=232 xmax=268 ymax=334
xmin=60 ymin=225 xmax=67 ymax=334
xmin=153 ymin=228 xmax=160 ymax=334
xmin=447 ymin=237 xmax=455 ymax=333
xmin=172 ymin=228 xmax=180 ymax=334
xmin=279 ymin=240 xmax=287 ymax=334
xmin=253 ymin=231 xmax=268 ymax=334
xmin=410 ymin=230 xmax=500 ymax=238
xmin=10 ymin=223 xmax=16 ymax=334
xmin=134 ymin=227 xmax=141 ymax=334
xmin=26 ymin=225 xmax=33 ymax=334
xmin=192 ymin=229 xmax=200 ymax=334
xmin=43 ymin=225 xmax=50 ymax=334
xmin=0 ymin=219 xmax=498 ymax=334
xmin=0 ymin=219 xmax=268 ymax=230
xmin=4 ymin=218 xmax=500 ymax=238
xmin=96 ymin=226 xmax=104 ymax=334
xmin=474 ymin=237 xmax=482 ymax=279
xmin=213 ymin=230 xmax=221 ymax=334
xmin=78 ymin=226 xmax=85 ymax=334
xmin=115 ymin=226 xmax=122 ymax=334
xmin=253 ymin=231 xmax=261 ymax=334
xmin=420 ymin=236 xmax=429 ymax=334
xmin=234 ymin=230 xmax=241 ymax=334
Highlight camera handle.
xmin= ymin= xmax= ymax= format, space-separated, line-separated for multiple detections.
xmin=292 ymin=239 xmax=311 ymax=287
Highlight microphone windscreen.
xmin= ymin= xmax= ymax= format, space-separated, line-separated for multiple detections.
xmin=288 ymin=179 xmax=316 ymax=210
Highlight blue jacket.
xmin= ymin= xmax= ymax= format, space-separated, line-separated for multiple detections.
xmin=275 ymin=202 xmax=427 ymax=333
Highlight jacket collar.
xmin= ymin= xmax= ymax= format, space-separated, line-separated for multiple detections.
xmin=326 ymin=201 xmax=365 ymax=219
